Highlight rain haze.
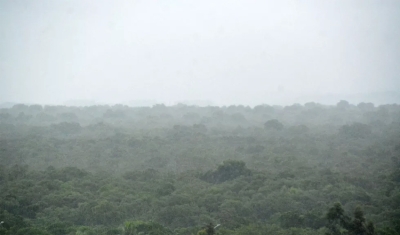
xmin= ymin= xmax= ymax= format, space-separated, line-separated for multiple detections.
xmin=1 ymin=0 xmax=400 ymax=106
xmin=2 ymin=2 xmax=400 ymax=234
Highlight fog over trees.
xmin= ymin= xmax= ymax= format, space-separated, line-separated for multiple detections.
xmin=1 ymin=102 xmax=400 ymax=234
xmin=1 ymin=0 xmax=400 ymax=234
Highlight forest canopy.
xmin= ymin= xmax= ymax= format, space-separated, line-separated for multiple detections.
xmin=0 ymin=101 xmax=400 ymax=234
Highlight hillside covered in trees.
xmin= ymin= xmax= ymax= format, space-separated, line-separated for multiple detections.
xmin=0 ymin=101 xmax=399 ymax=234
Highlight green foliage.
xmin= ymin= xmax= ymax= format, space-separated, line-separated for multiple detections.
xmin=123 ymin=221 xmax=172 ymax=235
xmin=14 ymin=227 xmax=51 ymax=235
xmin=75 ymin=226 xmax=97 ymax=235
xmin=156 ymin=182 xmax=175 ymax=196
xmin=264 ymin=119 xmax=284 ymax=131
xmin=339 ymin=122 xmax=372 ymax=138
xmin=197 ymin=223 xmax=216 ymax=235
xmin=0 ymin=102 xmax=399 ymax=233
xmin=201 ymin=160 xmax=251 ymax=183
xmin=326 ymin=202 xmax=349 ymax=234
xmin=326 ymin=203 xmax=376 ymax=235
xmin=280 ymin=211 xmax=305 ymax=228
xmin=46 ymin=222 xmax=73 ymax=235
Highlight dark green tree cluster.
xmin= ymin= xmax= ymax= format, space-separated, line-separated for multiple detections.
xmin=201 ymin=160 xmax=251 ymax=183
xmin=326 ymin=203 xmax=375 ymax=235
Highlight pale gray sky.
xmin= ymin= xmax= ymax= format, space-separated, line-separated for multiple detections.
xmin=1 ymin=0 xmax=399 ymax=106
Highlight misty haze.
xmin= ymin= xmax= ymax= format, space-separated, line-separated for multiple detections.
xmin=0 ymin=1 xmax=400 ymax=235
xmin=1 ymin=0 xmax=400 ymax=105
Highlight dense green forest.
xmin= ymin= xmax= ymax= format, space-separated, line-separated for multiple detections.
xmin=0 ymin=101 xmax=399 ymax=235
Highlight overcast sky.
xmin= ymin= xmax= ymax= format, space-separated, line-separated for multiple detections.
xmin=1 ymin=0 xmax=399 ymax=106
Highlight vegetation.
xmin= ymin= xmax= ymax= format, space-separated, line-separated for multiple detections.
xmin=0 ymin=101 xmax=399 ymax=234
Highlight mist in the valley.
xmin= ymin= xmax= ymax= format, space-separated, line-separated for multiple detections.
xmin=1 ymin=0 xmax=399 ymax=106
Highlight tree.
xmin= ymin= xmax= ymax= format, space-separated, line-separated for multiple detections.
xmin=326 ymin=203 xmax=350 ymax=235
xmin=337 ymin=100 xmax=350 ymax=109
xmin=280 ymin=211 xmax=304 ymax=228
xmin=339 ymin=123 xmax=371 ymax=138
xmin=348 ymin=207 xmax=375 ymax=235
xmin=201 ymin=160 xmax=251 ymax=183
xmin=46 ymin=222 xmax=73 ymax=235
xmin=326 ymin=203 xmax=375 ymax=235
xmin=15 ymin=227 xmax=51 ymax=235
xmin=357 ymin=102 xmax=374 ymax=111
xmin=197 ymin=223 xmax=216 ymax=235
xmin=264 ymin=119 xmax=284 ymax=131
xmin=123 ymin=221 xmax=172 ymax=235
